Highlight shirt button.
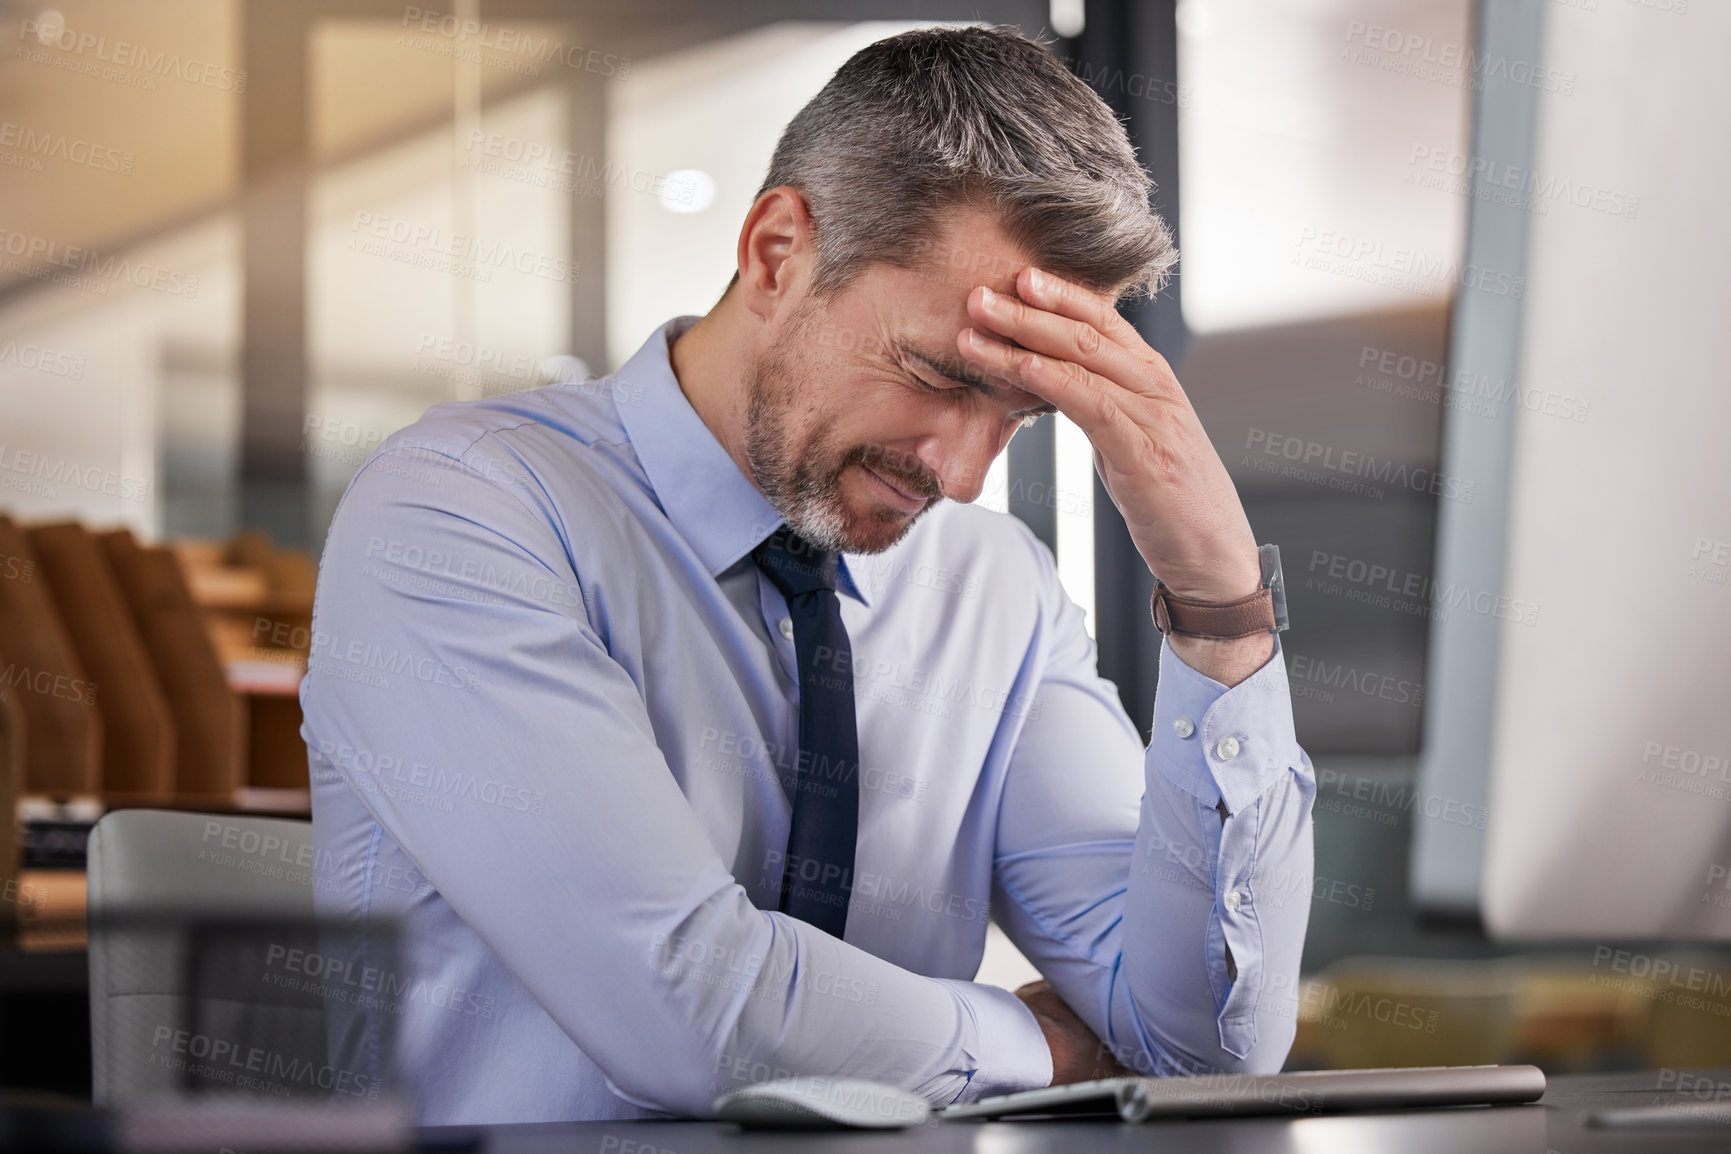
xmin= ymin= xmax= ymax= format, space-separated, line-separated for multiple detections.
xmin=778 ymin=617 xmax=794 ymax=641
xmin=1224 ymin=890 xmax=1243 ymax=911
xmin=1172 ymin=717 xmax=1195 ymax=739
xmin=1215 ymin=737 xmax=1240 ymax=761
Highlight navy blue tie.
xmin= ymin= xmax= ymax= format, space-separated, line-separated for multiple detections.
xmin=752 ymin=525 xmax=859 ymax=938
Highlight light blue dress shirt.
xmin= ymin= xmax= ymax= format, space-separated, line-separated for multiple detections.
xmin=302 ymin=315 xmax=1316 ymax=1126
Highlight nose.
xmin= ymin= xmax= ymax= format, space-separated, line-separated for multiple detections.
xmin=916 ymin=412 xmax=1019 ymax=506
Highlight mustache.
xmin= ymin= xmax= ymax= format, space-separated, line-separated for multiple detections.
xmin=848 ymin=444 xmax=942 ymax=499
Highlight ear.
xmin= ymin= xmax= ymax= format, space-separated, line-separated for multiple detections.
xmin=735 ymin=186 xmax=816 ymax=322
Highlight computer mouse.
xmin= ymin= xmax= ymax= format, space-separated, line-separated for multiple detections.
xmin=713 ymin=1076 xmax=932 ymax=1129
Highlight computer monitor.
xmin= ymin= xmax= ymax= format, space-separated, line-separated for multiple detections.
xmin=1410 ymin=1 xmax=1731 ymax=938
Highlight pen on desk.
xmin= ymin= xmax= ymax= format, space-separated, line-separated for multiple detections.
xmin=1583 ymin=1105 xmax=1731 ymax=1130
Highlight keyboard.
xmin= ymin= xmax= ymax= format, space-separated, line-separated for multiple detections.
xmin=939 ymin=1064 xmax=1547 ymax=1122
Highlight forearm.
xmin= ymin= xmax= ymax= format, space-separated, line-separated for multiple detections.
xmin=1115 ymin=636 xmax=1316 ymax=1073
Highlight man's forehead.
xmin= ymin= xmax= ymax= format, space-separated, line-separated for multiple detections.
xmin=907 ymin=211 xmax=1031 ymax=293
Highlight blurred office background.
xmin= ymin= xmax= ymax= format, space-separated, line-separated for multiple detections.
xmin=2 ymin=0 xmax=1729 ymax=1101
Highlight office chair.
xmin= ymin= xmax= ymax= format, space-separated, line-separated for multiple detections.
xmin=86 ymin=809 xmax=327 ymax=1105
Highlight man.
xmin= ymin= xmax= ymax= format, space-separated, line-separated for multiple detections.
xmin=304 ymin=24 xmax=1314 ymax=1125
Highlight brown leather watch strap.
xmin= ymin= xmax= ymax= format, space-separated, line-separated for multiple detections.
xmin=1151 ymin=581 xmax=1278 ymax=640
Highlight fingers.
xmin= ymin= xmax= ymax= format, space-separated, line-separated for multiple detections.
xmin=968 ymin=283 xmax=1152 ymax=393
xmin=958 ymin=324 xmax=1145 ymax=458
xmin=1020 ymin=266 xmax=1176 ymax=381
xmin=1019 ymin=266 xmax=1143 ymax=348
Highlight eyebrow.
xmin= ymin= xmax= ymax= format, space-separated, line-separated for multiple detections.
xmin=896 ymin=340 xmax=1060 ymax=419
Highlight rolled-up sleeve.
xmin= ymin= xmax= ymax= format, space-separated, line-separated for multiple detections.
xmin=991 ymin=566 xmax=1315 ymax=1080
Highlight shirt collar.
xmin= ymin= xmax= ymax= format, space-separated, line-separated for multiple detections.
xmin=615 ymin=316 xmax=869 ymax=605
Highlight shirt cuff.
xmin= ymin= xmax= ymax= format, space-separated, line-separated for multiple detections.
xmin=933 ymin=979 xmax=1053 ymax=1103
xmin=1151 ymin=634 xmax=1301 ymax=817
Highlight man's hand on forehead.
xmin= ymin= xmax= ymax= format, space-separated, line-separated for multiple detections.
xmin=956 ymin=265 xmax=1272 ymax=682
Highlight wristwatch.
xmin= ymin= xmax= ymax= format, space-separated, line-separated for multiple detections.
xmin=1151 ymin=543 xmax=1289 ymax=640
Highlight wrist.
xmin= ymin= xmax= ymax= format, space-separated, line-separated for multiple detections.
xmin=1154 ymin=557 xmax=1261 ymax=604
xmin=1151 ymin=544 xmax=1287 ymax=641
xmin=1166 ymin=631 xmax=1276 ymax=688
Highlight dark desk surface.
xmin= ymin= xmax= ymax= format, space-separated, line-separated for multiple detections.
xmin=426 ymin=1070 xmax=1731 ymax=1154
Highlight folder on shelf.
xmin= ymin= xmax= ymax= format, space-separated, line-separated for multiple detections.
xmin=29 ymin=521 xmax=176 ymax=800
xmin=0 ymin=516 xmax=101 ymax=795
xmin=101 ymin=528 xmax=244 ymax=797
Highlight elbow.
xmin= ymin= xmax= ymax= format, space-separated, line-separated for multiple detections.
xmin=599 ymin=1018 xmax=742 ymax=1118
xmin=1203 ymin=1009 xmax=1296 ymax=1077
xmin=1119 ymin=1004 xmax=1296 ymax=1079
xmin=605 ymin=1060 xmax=726 ymax=1119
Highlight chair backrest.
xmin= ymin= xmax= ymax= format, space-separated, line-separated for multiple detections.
xmin=87 ymin=809 xmax=325 ymax=1105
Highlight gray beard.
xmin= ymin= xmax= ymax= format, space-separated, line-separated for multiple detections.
xmin=741 ymin=335 xmax=939 ymax=556
xmin=742 ymin=345 xmax=855 ymax=553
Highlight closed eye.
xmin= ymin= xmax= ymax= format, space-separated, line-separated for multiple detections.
xmin=896 ymin=344 xmax=1055 ymax=425
xmin=904 ymin=367 xmax=964 ymax=399
xmin=905 ymin=366 xmax=1049 ymax=430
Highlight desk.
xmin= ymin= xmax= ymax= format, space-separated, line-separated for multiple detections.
xmin=421 ymin=1070 xmax=1731 ymax=1153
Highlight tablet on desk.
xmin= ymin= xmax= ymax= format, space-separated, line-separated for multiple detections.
xmin=939 ymin=1064 xmax=1547 ymax=1122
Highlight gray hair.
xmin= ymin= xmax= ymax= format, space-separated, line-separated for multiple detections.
xmin=732 ymin=24 xmax=1176 ymax=305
